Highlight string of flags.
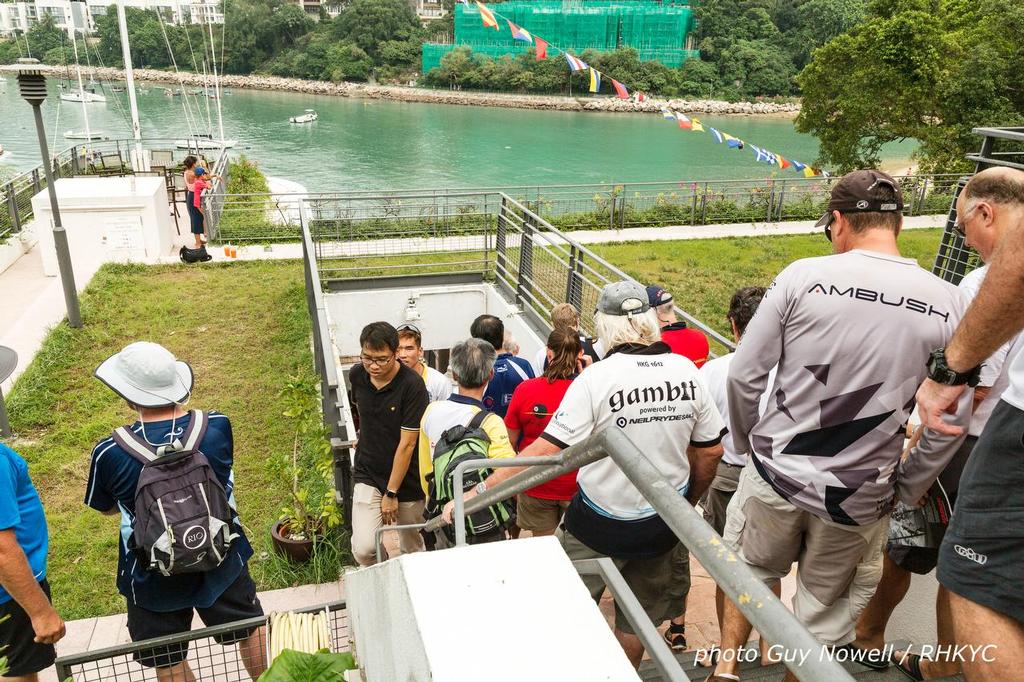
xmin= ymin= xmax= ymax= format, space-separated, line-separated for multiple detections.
xmin=466 ymin=0 xmax=827 ymax=177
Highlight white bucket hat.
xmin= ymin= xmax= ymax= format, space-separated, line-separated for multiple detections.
xmin=95 ymin=342 xmax=193 ymax=408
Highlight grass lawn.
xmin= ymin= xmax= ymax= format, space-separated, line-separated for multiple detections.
xmin=6 ymin=260 xmax=345 ymax=620
xmin=593 ymin=229 xmax=945 ymax=339
xmin=3 ymin=228 xmax=946 ymax=620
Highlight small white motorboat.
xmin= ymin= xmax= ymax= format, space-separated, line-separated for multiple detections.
xmin=60 ymin=89 xmax=106 ymax=103
xmin=64 ymin=130 xmax=108 ymax=140
xmin=289 ymin=109 xmax=318 ymax=124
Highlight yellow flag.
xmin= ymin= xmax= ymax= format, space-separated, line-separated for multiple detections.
xmin=476 ymin=1 xmax=498 ymax=29
xmin=589 ymin=68 xmax=601 ymax=93
xmin=691 ymin=117 xmax=705 ymax=132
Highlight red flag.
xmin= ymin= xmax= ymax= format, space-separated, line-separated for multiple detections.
xmin=636 ymin=91 xmax=646 ymax=102
xmin=677 ymin=113 xmax=692 ymax=129
xmin=611 ymin=78 xmax=628 ymax=99
xmin=777 ymin=154 xmax=791 ymax=170
xmin=535 ymin=37 xmax=548 ymax=60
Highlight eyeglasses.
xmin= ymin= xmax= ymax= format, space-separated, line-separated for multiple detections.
xmin=822 ymin=211 xmax=836 ymax=242
xmin=360 ymin=354 xmax=394 ymax=367
xmin=396 ymin=323 xmax=421 ymax=334
xmin=953 ymin=204 xmax=978 ymax=237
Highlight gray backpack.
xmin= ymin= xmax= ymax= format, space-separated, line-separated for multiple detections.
xmin=112 ymin=410 xmax=239 ymax=576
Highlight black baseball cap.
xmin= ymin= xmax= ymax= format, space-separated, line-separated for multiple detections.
xmin=646 ymin=285 xmax=673 ymax=308
xmin=814 ymin=170 xmax=905 ymax=228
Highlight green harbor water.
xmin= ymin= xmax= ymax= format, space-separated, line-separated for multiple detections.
xmin=0 ymin=79 xmax=916 ymax=191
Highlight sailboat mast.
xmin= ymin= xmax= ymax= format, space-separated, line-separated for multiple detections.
xmin=117 ymin=0 xmax=144 ymax=162
xmin=70 ymin=30 xmax=92 ymax=144
xmin=207 ymin=11 xmax=225 ymax=144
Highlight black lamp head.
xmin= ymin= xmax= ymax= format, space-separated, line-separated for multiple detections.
xmin=13 ymin=58 xmax=47 ymax=107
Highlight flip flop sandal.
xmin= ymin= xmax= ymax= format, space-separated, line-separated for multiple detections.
xmin=703 ymin=675 xmax=739 ymax=682
xmin=696 ymin=648 xmax=721 ymax=668
xmin=832 ymin=643 xmax=890 ymax=671
xmin=894 ymin=652 xmax=926 ymax=681
xmin=663 ymin=624 xmax=687 ymax=651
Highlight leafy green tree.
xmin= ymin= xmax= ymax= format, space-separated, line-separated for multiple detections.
xmin=333 ymin=0 xmax=420 ymax=60
xmin=324 ymin=41 xmax=373 ymax=81
xmin=22 ymin=14 xmax=66 ymax=59
xmin=797 ymin=0 xmax=1024 ymax=172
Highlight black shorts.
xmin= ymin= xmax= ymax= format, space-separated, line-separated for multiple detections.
xmin=938 ymin=401 xmax=1024 ymax=623
xmin=888 ymin=435 xmax=974 ymax=574
xmin=126 ymin=568 xmax=264 ymax=668
xmin=0 ymin=579 xmax=57 ymax=676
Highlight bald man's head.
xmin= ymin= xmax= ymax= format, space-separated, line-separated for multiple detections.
xmin=957 ymin=167 xmax=1024 ymax=261
xmin=962 ymin=166 xmax=1024 ymax=206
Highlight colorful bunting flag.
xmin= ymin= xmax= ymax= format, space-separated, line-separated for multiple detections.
xmin=589 ymin=68 xmax=601 ymax=93
xmin=791 ymin=160 xmax=807 ymax=172
xmin=506 ymin=19 xmax=533 ymax=43
xmin=475 ymin=1 xmax=498 ymax=29
xmin=661 ymin=107 xmax=676 ymax=120
xmin=677 ymin=113 xmax=692 ymax=130
xmin=709 ymin=128 xmax=724 ymax=144
xmin=722 ymin=132 xmax=744 ymax=149
xmin=691 ymin=117 xmax=704 ymax=132
xmin=534 ymin=37 xmax=548 ymax=60
xmin=803 ymin=166 xmax=816 ymax=178
xmin=776 ymin=154 xmax=791 ymax=170
xmin=611 ymin=79 xmax=628 ymax=99
xmin=564 ymin=53 xmax=587 ymax=72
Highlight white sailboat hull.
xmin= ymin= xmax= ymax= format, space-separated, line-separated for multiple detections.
xmin=60 ymin=91 xmax=107 ymax=103
xmin=64 ymin=130 xmax=108 ymax=140
xmin=174 ymin=138 xmax=238 ymax=150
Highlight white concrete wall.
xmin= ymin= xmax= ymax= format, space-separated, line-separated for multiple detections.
xmin=325 ymin=282 xmax=546 ymax=362
xmin=30 ymin=176 xmax=174 ymax=279
xmin=346 ymin=537 xmax=641 ymax=682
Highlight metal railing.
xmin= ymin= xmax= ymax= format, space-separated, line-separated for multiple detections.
xmin=200 ymin=172 xmax=958 ymax=245
xmin=55 ymin=600 xmax=348 ymax=681
xmin=2 ymin=138 xmax=229 ymax=240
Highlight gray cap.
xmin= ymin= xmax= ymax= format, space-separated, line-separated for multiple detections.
xmin=597 ymin=281 xmax=651 ymax=316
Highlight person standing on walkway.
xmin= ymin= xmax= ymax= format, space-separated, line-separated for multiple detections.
xmin=395 ymin=323 xmax=452 ymax=403
xmin=916 ymin=167 xmax=1024 ymax=681
xmin=854 ymin=167 xmax=1024 ymax=680
xmin=447 ymin=281 xmax=726 ymax=669
xmin=470 ymin=315 xmax=534 ymax=418
xmin=712 ymin=171 xmax=973 ymax=682
xmin=349 ymin=322 xmax=429 ymax=566
xmin=529 ymin=303 xmax=602 ymax=376
xmin=647 ymin=285 xmax=710 ymax=368
xmin=0 ymin=443 xmax=65 ymax=682
xmin=504 ymin=329 xmax=583 ymax=536
xmin=191 ymin=167 xmax=220 ymax=249
xmin=86 ymin=342 xmax=266 ymax=682
xmin=182 ymin=155 xmax=200 ymax=242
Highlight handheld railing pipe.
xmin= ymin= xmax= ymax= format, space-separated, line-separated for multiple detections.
xmin=575 ymin=558 xmax=686 ymax=682
xmin=374 ymin=523 xmax=428 ymax=565
xmin=442 ymin=427 xmax=854 ymax=681
xmin=450 ymin=455 xmax=562 ymax=546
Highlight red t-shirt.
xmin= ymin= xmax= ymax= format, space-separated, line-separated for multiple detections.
xmin=660 ymin=323 xmax=709 ymax=368
xmin=193 ymin=178 xmax=209 ymax=209
xmin=503 ymin=377 xmax=578 ymax=500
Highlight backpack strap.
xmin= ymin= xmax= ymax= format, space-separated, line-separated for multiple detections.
xmin=467 ymin=409 xmax=490 ymax=431
xmin=110 ymin=410 xmax=208 ymax=465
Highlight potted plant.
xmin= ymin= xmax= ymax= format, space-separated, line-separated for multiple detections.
xmin=270 ymin=377 xmax=341 ymax=562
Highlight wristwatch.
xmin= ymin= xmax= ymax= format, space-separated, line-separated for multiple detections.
xmin=475 ymin=481 xmax=488 ymax=495
xmin=926 ymin=348 xmax=981 ymax=387
xmin=385 ymin=489 xmax=398 ymax=499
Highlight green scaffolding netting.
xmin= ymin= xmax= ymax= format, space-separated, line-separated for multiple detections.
xmin=423 ymin=0 xmax=697 ymax=73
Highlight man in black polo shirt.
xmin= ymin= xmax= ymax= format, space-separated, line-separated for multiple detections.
xmin=349 ymin=322 xmax=430 ymax=566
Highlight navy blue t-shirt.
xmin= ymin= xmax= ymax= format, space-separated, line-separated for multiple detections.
xmin=84 ymin=411 xmax=253 ymax=612
xmin=483 ymin=353 xmax=534 ymax=417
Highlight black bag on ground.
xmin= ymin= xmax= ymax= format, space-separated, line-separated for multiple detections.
xmin=179 ymin=245 xmax=212 ymax=263
xmin=111 ymin=410 xmax=239 ymax=576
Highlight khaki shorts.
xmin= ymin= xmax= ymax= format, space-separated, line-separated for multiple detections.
xmin=559 ymin=529 xmax=687 ymax=635
xmin=517 ymin=494 xmax=570 ymax=532
xmin=702 ymin=461 xmax=743 ymax=535
xmin=723 ymin=462 xmax=887 ymax=646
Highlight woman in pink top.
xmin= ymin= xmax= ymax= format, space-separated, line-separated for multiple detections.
xmin=190 ymin=167 xmax=220 ymax=249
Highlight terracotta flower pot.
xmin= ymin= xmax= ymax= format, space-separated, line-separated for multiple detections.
xmin=271 ymin=519 xmax=319 ymax=563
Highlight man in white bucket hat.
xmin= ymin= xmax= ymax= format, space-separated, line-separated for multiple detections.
xmin=86 ymin=342 xmax=267 ymax=682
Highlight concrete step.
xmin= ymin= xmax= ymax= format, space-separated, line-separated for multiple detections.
xmin=639 ymin=649 xmax=966 ymax=681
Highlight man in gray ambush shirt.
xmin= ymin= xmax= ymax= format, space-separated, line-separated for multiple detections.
xmin=710 ymin=170 xmax=974 ymax=681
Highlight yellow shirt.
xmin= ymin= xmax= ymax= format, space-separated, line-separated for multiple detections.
xmin=417 ymin=397 xmax=515 ymax=496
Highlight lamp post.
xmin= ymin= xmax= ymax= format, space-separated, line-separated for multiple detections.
xmin=13 ymin=58 xmax=82 ymax=329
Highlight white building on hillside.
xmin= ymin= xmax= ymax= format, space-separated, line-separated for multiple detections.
xmin=0 ymin=0 xmax=224 ymax=38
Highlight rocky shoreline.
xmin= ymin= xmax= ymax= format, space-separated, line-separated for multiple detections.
xmin=12 ymin=64 xmax=802 ymax=117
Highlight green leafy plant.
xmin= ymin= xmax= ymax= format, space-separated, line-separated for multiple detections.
xmin=258 ymin=649 xmax=357 ymax=681
xmin=276 ymin=376 xmax=342 ymax=542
